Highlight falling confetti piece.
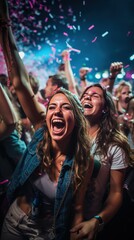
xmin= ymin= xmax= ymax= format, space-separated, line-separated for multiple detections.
xmin=88 ymin=25 xmax=95 ymax=30
xmin=102 ymin=31 xmax=109 ymax=37
xmin=92 ymin=36 xmax=97 ymax=43
xmin=63 ymin=32 xmax=68 ymax=36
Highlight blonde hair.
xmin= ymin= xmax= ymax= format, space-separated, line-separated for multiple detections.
xmin=114 ymin=80 xmax=132 ymax=99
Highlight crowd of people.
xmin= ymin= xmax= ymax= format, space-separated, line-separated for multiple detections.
xmin=0 ymin=0 xmax=134 ymax=239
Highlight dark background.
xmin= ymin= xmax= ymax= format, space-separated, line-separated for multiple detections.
xmin=0 ymin=0 xmax=134 ymax=87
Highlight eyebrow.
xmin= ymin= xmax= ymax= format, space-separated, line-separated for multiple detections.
xmin=84 ymin=92 xmax=102 ymax=97
xmin=49 ymin=102 xmax=71 ymax=106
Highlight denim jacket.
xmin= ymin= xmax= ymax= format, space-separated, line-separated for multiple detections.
xmin=7 ymin=127 xmax=74 ymax=240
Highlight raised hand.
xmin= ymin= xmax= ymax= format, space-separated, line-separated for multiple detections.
xmin=110 ymin=62 xmax=123 ymax=78
xmin=61 ymin=49 xmax=70 ymax=62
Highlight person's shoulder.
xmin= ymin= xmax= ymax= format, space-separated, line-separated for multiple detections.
xmin=108 ymin=143 xmax=127 ymax=156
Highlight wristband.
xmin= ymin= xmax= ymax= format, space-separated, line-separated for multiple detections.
xmin=94 ymin=215 xmax=104 ymax=232
xmin=94 ymin=215 xmax=103 ymax=223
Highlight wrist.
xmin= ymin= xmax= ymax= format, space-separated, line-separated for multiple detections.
xmin=80 ymin=77 xmax=86 ymax=81
xmin=94 ymin=215 xmax=104 ymax=232
xmin=109 ymin=74 xmax=116 ymax=79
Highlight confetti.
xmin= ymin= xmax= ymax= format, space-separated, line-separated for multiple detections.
xmin=0 ymin=0 xmax=132 ymax=86
xmin=102 ymin=31 xmax=109 ymax=37
xmin=63 ymin=32 xmax=68 ymax=36
xmin=88 ymin=25 xmax=95 ymax=30
xmin=92 ymin=36 xmax=97 ymax=43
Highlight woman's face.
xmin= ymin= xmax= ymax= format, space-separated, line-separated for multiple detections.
xmin=81 ymin=86 xmax=105 ymax=120
xmin=46 ymin=93 xmax=75 ymax=142
xmin=119 ymin=86 xmax=132 ymax=103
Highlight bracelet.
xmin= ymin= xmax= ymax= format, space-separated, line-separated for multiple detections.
xmin=94 ymin=215 xmax=104 ymax=224
xmin=94 ymin=215 xmax=104 ymax=232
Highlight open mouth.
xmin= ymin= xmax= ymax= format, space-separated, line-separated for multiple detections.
xmin=83 ymin=103 xmax=93 ymax=109
xmin=51 ymin=119 xmax=65 ymax=134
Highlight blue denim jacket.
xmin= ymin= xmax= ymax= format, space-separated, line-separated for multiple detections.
xmin=7 ymin=127 xmax=74 ymax=240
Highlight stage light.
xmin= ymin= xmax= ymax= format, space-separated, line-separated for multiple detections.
xmin=95 ymin=73 xmax=101 ymax=79
xmin=117 ymin=69 xmax=125 ymax=79
xmin=102 ymin=71 xmax=109 ymax=78
xmin=117 ymin=73 xmax=124 ymax=79
xmin=131 ymin=74 xmax=134 ymax=79
xmin=129 ymin=54 xmax=134 ymax=61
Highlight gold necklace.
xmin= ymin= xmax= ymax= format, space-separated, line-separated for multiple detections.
xmin=53 ymin=154 xmax=65 ymax=174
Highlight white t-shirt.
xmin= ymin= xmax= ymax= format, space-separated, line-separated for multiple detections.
xmin=84 ymin=142 xmax=128 ymax=220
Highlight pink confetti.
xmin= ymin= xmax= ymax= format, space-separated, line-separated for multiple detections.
xmin=88 ymin=25 xmax=95 ymax=30
xmin=92 ymin=36 xmax=97 ymax=43
xmin=63 ymin=32 xmax=68 ymax=36
xmin=45 ymin=18 xmax=48 ymax=22
xmin=68 ymin=48 xmax=81 ymax=53
xmin=51 ymin=47 xmax=56 ymax=54
xmin=124 ymin=64 xmax=130 ymax=68
xmin=29 ymin=1 xmax=33 ymax=9
xmin=29 ymin=16 xmax=34 ymax=20
xmin=67 ymin=25 xmax=73 ymax=30
xmin=0 ymin=179 xmax=9 ymax=185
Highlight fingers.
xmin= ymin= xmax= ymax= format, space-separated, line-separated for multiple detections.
xmin=61 ymin=49 xmax=69 ymax=56
xmin=110 ymin=62 xmax=123 ymax=72
xmin=70 ymin=230 xmax=86 ymax=240
xmin=61 ymin=50 xmax=70 ymax=61
xmin=70 ymin=224 xmax=82 ymax=233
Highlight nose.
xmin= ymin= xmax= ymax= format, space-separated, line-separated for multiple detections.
xmin=84 ymin=94 xmax=91 ymax=100
xmin=54 ymin=106 xmax=62 ymax=115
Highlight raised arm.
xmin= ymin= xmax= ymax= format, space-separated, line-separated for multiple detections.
xmin=61 ymin=50 xmax=79 ymax=96
xmin=0 ymin=0 xmax=46 ymax=129
xmin=0 ymin=83 xmax=17 ymax=139
xmin=108 ymin=62 xmax=123 ymax=93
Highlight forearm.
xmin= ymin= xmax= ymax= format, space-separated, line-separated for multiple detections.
xmin=64 ymin=60 xmax=79 ymax=96
xmin=61 ymin=50 xmax=79 ymax=96
xmin=108 ymin=61 xmax=123 ymax=93
xmin=0 ymin=83 xmax=17 ymax=124
xmin=0 ymin=18 xmax=45 ymax=126
xmin=108 ymin=76 xmax=116 ymax=93
xmin=0 ymin=25 xmax=29 ymax=90
xmin=98 ymin=190 xmax=123 ymax=224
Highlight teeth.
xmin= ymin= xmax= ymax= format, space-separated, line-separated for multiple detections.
xmin=52 ymin=119 xmax=63 ymax=123
xmin=84 ymin=103 xmax=92 ymax=108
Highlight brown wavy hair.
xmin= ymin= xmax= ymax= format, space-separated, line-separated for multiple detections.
xmin=81 ymin=84 xmax=134 ymax=166
xmin=37 ymin=88 xmax=91 ymax=191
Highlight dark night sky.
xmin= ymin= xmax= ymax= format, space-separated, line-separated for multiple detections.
xmin=0 ymin=0 xmax=134 ymax=86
